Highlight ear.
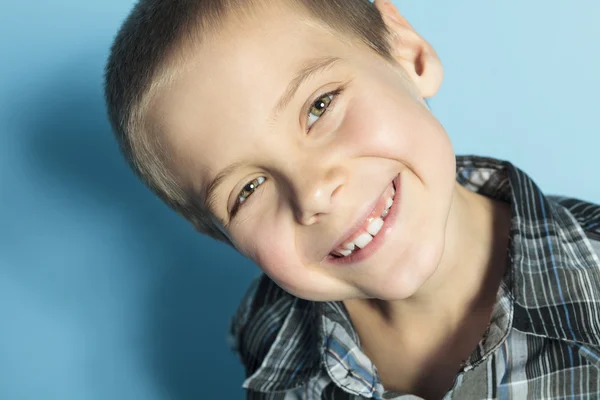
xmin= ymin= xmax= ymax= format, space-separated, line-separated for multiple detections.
xmin=374 ymin=0 xmax=444 ymax=98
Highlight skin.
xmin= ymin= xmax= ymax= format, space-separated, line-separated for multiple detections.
xmin=149 ymin=0 xmax=512 ymax=396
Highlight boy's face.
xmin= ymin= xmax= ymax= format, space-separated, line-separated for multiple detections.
xmin=150 ymin=3 xmax=456 ymax=302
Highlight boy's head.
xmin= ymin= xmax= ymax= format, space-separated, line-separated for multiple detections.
xmin=105 ymin=0 xmax=455 ymax=302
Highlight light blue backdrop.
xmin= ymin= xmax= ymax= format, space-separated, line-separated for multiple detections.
xmin=1 ymin=1 xmax=598 ymax=399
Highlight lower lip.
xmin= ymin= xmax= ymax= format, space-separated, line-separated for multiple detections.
xmin=326 ymin=174 xmax=402 ymax=266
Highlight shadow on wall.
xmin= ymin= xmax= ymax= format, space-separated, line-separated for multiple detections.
xmin=19 ymin=64 xmax=255 ymax=399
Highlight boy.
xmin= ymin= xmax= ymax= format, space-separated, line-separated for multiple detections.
xmin=104 ymin=0 xmax=600 ymax=398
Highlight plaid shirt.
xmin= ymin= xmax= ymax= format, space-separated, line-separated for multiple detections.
xmin=229 ymin=156 xmax=600 ymax=399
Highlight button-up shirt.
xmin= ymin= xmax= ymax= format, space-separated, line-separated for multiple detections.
xmin=229 ymin=156 xmax=600 ymax=399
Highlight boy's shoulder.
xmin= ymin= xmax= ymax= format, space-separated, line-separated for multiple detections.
xmin=550 ymin=196 xmax=600 ymax=267
xmin=229 ymin=274 xmax=321 ymax=391
xmin=229 ymin=273 xmax=293 ymax=358
xmin=456 ymin=155 xmax=600 ymax=244
xmin=550 ymin=195 xmax=600 ymax=243
xmin=510 ymin=192 xmax=600 ymax=348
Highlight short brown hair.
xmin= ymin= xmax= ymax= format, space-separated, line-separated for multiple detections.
xmin=104 ymin=0 xmax=394 ymax=244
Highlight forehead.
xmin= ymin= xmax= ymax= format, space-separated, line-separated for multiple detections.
xmin=150 ymin=5 xmax=359 ymax=191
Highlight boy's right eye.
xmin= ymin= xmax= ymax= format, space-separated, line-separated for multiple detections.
xmin=231 ymin=176 xmax=266 ymax=217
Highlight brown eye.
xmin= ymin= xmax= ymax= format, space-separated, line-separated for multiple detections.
xmin=307 ymin=94 xmax=333 ymax=130
xmin=310 ymin=94 xmax=332 ymax=117
xmin=236 ymin=176 xmax=266 ymax=206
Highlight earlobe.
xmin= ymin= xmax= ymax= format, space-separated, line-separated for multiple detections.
xmin=374 ymin=0 xmax=444 ymax=98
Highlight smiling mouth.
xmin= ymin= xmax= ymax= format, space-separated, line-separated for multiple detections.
xmin=329 ymin=179 xmax=398 ymax=259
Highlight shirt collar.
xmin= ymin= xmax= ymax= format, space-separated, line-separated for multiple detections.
xmin=242 ymin=155 xmax=600 ymax=395
xmin=479 ymin=157 xmax=600 ymax=346
xmin=458 ymin=157 xmax=600 ymax=346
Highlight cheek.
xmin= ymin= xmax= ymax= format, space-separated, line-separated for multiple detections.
xmin=234 ymin=216 xmax=351 ymax=300
xmin=343 ymin=79 xmax=454 ymax=183
xmin=341 ymin=81 xmax=413 ymax=151
xmin=236 ymin=217 xmax=305 ymax=292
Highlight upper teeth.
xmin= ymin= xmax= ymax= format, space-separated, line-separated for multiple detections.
xmin=353 ymin=232 xmax=374 ymax=249
xmin=367 ymin=217 xmax=384 ymax=236
xmin=331 ymin=186 xmax=395 ymax=258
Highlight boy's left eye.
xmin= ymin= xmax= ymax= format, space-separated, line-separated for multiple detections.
xmin=306 ymin=87 xmax=343 ymax=130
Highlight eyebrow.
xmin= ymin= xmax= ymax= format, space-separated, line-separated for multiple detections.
xmin=273 ymin=56 xmax=343 ymax=118
xmin=204 ymin=161 xmax=244 ymax=217
xmin=204 ymin=56 xmax=343 ymax=218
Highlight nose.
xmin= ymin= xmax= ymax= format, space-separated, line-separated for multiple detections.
xmin=292 ymin=165 xmax=345 ymax=226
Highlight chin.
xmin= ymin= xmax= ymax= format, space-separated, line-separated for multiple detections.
xmin=271 ymin=270 xmax=360 ymax=302
xmin=370 ymin=228 xmax=446 ymax=301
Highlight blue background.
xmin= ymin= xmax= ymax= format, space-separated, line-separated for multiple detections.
xmin=1 ymin=1 xmax=598 ymax=399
